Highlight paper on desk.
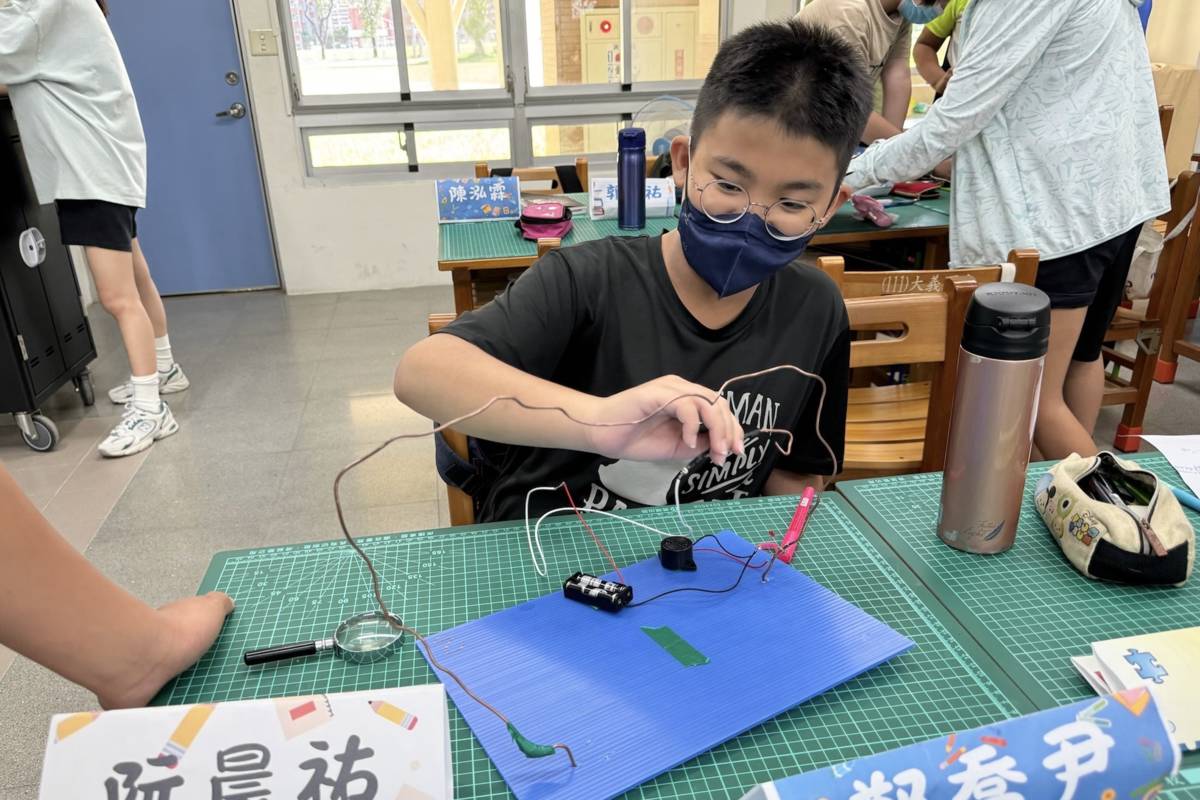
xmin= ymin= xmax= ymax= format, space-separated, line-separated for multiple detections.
xmin=1141 ymin=435 xmax=1200 ymax=497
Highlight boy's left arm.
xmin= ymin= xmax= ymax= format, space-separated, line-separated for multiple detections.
xmin=765 ymin=324 xmax=850 ymax=494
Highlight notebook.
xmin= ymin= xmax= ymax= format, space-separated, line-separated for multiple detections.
xmin=1074 ymin=626 xmax=1200 ymax=751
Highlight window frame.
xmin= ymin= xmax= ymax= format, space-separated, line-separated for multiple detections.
xmin=277 ymin=0 xmax=726 ymax=176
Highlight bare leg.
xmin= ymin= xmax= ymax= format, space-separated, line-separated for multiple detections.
xmin=1033 ymin=308 xmax=1100 ymax=459
xmin=131 ymin=238 xmax=168 ymax=339
xmin=1064 ymin=357 xmax=1105 ymax=436
xmin=0 ymin=464 xmax=233 ymax=708
xmin=86 ymin=246 xmax=156 ymax=376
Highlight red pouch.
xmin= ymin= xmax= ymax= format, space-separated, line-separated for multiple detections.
xmin=515 ymin=202 xmax=573 ymax=241
xmin=892 ymin=181 xmax=941 ymax=200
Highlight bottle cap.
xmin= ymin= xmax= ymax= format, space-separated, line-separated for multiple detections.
xmin=618 ymin=127 xmax=646 ymax=149
xmin=961 ymin=283 xmax=1051 ymax=361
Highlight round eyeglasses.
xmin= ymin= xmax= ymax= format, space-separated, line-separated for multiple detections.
xmin=691 ymin=174 xmax=824 ymax=241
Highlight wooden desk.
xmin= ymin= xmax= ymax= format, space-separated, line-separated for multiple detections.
xmin=438 ymin=195 xmax=952 ymax=314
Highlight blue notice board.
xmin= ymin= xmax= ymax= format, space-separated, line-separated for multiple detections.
xmin=436 ymin=176 xmax=521 ymax=222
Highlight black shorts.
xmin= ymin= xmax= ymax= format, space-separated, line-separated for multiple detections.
xmin=56 ymin=199 xmax=139 ymax=252
xmin=1034 ymin=225 xmax=1142 ymax=363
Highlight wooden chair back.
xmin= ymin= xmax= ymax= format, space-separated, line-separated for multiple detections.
xmin=817 ymin=249 xmax=1038 ymax=298
xmin=1159 ymin=104 xmax=1175 ymax=151
xmin=841 ymin=274 xmax=976 ymax=478
xmin=474 ymin=158 xmax=589 ymax=195
xmin=427 ymin=312 xmax=476 ymax=526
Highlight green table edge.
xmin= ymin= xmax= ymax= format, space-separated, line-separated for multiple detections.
xmin=836 ymin=454 xmax=1200 ymax=783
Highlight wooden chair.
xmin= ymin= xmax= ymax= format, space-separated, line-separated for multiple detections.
xmin=474 ymin=158 xmax=589 ymax=195
xmin=816 ymin=248 xmax=1039 ymax=297
xmin=1101 ymin=170 xmax=1200 ymax=450
xmin=1153 ymin=159 xmax=1200 ymax=385
xmin=1159 ymin=105 xmax=1175 ymax=151
xmin=427 ymin=312 xmax=477 ymax=526
xmin=840 ymin=275 xmax=977 ymax=480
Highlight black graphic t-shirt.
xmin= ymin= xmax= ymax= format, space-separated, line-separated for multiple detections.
xmin=443 ymin=235 xmax=850 ymax=523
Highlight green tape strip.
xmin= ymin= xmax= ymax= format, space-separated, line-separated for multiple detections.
xmin=1181 ymin=767 xmax=1200 ymax=784
xmin=641 ymin=625 xmax=710 ymax=667
xmin=506 ymin=723 xmax=557 ymax=758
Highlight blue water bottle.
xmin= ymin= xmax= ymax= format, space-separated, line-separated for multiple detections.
xmin=618 ymin=127 xmax=646 ymax=230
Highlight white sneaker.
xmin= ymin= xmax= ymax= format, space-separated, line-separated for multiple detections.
xmin=108 ymin=363 xmax=191 ymax=404
xmin=98 ymin=402 xmax=179 ymax=458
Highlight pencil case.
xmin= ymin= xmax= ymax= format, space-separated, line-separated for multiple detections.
xmin=892 ymin=180 xmax=941 ymax=200
xmin=1034 ymin=451 xmax=1194 ymax=586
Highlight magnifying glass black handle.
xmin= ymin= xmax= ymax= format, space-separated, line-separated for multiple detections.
xmin=244 ymin=640 xmax=319 ymax=666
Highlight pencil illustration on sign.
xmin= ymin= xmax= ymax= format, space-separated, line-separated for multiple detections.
xmin=55 ymin=712 xmax=100 ymax=743
xmin=156 ymin=704 xmax=215 ymax=768
xmin=370 ymin=700 xmax=419 ymax=731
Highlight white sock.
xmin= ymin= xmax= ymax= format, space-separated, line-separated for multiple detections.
xmin=155 ymin=335 xmax=174 ymax=374
xmin=130 ymin=374 xmax=161 ymax=414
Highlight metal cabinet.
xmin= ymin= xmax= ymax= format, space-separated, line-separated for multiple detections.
xmin=0 ymin=99 xmax=97 ymax=451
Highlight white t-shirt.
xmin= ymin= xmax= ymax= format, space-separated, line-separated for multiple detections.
xmin=0 ymin=0 xmax=146 ymax=207
xmin=846 ymin=0 xmax=1169 ymax=265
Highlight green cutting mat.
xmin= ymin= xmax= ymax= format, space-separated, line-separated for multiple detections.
xmin=438 ymin=210 xmax=676 ymax=263
xmin=154 ymin=493 xmax=1029 ymax=799
xmin=438 ymin=195 xmax=951 ymax=263
xmin=839 ymin=452 xmax=1200 ymax=797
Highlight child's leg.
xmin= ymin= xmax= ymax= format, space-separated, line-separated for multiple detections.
xmin=129 ymin=238 xmax=189 ymax=390
xmin=1033 ymin=308 xmax=1099 ymax=459
xmin=1064 ymin=357 xmax=1105 ymax=436
xmin=86 ymin=245 xmax=157 ymax=378
xmin=0 ymin=464 xmax=233 ymax=708
xmin=131 ymin=238 xmax=168 ymax=339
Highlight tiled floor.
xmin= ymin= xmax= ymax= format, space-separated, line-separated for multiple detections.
xmin=0 ymin=287 xmax=452 ymax=798
xmin=0 ymin=287 xmax=1197 ymax=798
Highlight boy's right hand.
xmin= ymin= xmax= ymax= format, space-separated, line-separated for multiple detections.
xmin=583 ymin=375 xmax=745 ymax=466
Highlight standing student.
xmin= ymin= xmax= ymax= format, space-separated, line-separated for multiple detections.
xmin=396 ymin=21 xmax=873 ymax=523
xmin=846 ymin=0 xmax=1169 ymax=460
xmin=913 ymin=0 xmax=970 ymax=96
xmin=796 ymin=0 xmax=944 ymax=142
xmin=0 ymin=0 xmax=189 ymax=458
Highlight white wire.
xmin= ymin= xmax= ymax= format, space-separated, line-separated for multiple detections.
xmin=528 ymin=505 xmax=678 ymax=576
xmin=524 ymin=484 xmax=565 ymax=578
xmin=672 ymin=474 xmax=695 ymax=539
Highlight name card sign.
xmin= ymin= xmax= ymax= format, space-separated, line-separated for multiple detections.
xmin=39 ymin=685 xmax=451 ymax=799
xmin=588 ymin=177 xmax=676 ymax=220
xmin=436 ymin=177 xmax=520 ymax=222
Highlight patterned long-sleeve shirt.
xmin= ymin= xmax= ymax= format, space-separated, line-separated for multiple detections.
xmin=846 ymin=0 xmax=1169 ymax=266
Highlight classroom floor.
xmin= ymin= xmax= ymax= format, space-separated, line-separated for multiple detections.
xmin=0 ymin=287 xmax=1198 ymax=798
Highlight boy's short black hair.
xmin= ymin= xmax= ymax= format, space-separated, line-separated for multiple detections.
xmin=691 ymin=20 xmax=873 ymax=176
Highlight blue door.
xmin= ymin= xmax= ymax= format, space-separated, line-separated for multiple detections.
xmin=107 ymin=2 xmax=279 ymax=294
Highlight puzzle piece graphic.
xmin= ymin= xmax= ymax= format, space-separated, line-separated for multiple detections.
xmin=1123 ymin=649 xmax=1168 ymax=684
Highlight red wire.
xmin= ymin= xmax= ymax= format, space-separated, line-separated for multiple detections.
xmin=694 ymin=547 xmax=767 ymax=569
xmin=560 ymin=483 xmax=624 ymax=583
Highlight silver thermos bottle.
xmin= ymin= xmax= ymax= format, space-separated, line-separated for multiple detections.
xmin=938 ymin=283 xmax=1051 ymax=554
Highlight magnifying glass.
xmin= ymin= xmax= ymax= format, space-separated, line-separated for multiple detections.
xmin=243 ymin=611 xmax=405 ymax=666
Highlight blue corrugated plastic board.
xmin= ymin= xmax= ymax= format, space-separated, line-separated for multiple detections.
xmin=422 ymin=530 xmax=914 ymax=799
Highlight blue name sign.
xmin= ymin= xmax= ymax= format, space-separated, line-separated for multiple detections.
xmin=435 ymin=177 xmax=520 ymax=222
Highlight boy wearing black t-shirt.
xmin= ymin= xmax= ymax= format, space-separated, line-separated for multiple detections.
xmin=395 ymin=20 xmax=873 ymax=522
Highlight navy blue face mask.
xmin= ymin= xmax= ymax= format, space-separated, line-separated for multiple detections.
xmin=677 ymin=196 xmax=819 ymax=298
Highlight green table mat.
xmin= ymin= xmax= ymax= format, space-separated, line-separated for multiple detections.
xmin=154 ymin=493 xmax=1026 ymax=799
